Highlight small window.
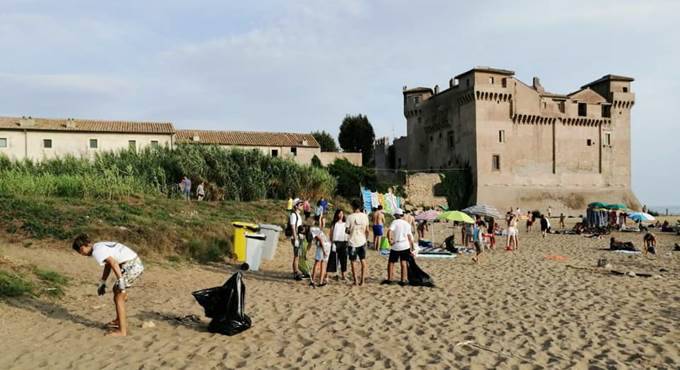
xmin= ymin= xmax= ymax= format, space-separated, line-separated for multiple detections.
xmin=587 ymin=139 xmax=593 ymax=146
xmin=447 ymin=131 xmax=454 ymax=148
xmin=602 ymin=105 xmax=611 ymax=118
xmin=291 ymin=147 xmax=297 ymax=156
xmin=413 ymin=96 xmax=420 ymax=104
xmin=466 ymin=79 xmax=470 ymax=87
xmin=489 ymin=76 xmax=494 ymax=84
xmin=501 ymin=78 xmax=507 ymax=88
xmin=492 ymin=155 xmax=501 ymax=171
xmin=0 ymin=138 xmax=7 ymax=148
xmin=429 ymin=135 xmax=433 ymax=142
xmin=89 ymin=139 xmax=98 ymax=149
xmin=272 ymin=149 xmax=278 ymax=157
xmin=558 ymin=101 xmax=565 ymax=113
xmin=128 ymin=140 xmax=136 ymax=151
xmin=43 ymin=139 xmax=52 ymax=149
xmin=498 ymin=130 xmax=505 ymax=143
xmin=578 ymin=103 xmax=587 ymax=117
xmin=604 ymin=133 xmax=612 ymax=146
xmin=150 ymin=140 xmax=159 ymax=148
xmin=623 ymin=86 xmax=628 ymax=93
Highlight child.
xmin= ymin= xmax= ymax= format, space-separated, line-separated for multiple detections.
xmin=72 ymin=234 xmax=144 ymax=336
xmin=472 ymin=220 xmax=485 ymax=263
xmin=309 ymin=226 xmax=331 ymax=287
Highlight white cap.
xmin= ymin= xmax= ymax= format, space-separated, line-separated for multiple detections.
xmin=293 ymin=198 xmax=302 ymax=206
xmin=394 ymin=208 xmax=404 ymax=216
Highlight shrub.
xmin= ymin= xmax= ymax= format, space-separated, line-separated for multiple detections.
xmin=0 ymin=270 xmax=34 ymax=298
xmin=327 ymin=159 xmax=376 ymax=199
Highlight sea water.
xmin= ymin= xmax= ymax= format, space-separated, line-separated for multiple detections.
xmin=648 ymin=206 xmax=680 ymax=216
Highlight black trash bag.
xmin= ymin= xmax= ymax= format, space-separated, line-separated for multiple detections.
xmin=405 ymin=254 xmax=435 ymax=287
xmin=192 ymin=272 xmax=252 ymax=336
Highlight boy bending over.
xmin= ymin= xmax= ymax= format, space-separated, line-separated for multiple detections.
xmin=73 ymin=234 xmax=144 ymax=336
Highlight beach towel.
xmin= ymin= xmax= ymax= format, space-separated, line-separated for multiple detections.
xmin=405 ymin=254 xmax=434 ymax=287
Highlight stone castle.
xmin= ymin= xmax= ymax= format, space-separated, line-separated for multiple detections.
xmin=380 ymin=67 xmax=640 ymax=212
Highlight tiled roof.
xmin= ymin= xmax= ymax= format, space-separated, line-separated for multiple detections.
xmin=0 ymin=116 xmax=175 ymax=134
xmin=176 ymin=129 xmax=320 ymax=148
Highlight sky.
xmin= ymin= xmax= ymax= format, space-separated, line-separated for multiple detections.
xmin=1 ymin=0 xmax=678 ymax=206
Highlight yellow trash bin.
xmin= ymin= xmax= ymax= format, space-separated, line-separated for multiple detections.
xmin=232 ymin=222 xmax=259 ymax=262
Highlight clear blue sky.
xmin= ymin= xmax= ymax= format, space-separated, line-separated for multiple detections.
xmin=1 ymin=0 xmax=678 ymax=206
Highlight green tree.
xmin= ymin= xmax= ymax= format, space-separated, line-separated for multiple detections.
xmin=438 ymin=164 xmax=474 ymax=210
xmin=327 ymin=159 xmax=376 ymax=199
xmin=311 ymin=155 xmax=323 ymax=168
xmin=311 ymin=131 xmax=339 ymax=152
xmin=338 ymin=114 xmax=375 ymax=166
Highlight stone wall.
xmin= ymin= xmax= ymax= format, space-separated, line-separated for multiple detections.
xmin=404 ymin=172 xmax=447 ymax=208
xmin=317 ymin=152 xmax=362 ymax=166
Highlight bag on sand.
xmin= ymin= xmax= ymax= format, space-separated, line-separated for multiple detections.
xmin=192 ymin=272 xmax=252 ymax=336
xmin=326 ymin=250 xmax=338 ymax=273
xmin=405 ymin=254 xmax=434 ymax=288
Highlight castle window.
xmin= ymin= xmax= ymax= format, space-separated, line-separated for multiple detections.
xmin=489 ymin=77 xmax=494 ymax=84
xmin=89 ymin=139 xmax=98 ymax=149
xmin=602 ymin=105 xmax=611 ymax=118
xmin=0 ymin=138 xmax=7 ymax=148
xmin=604 ymin=133 xmax=612 ymax=146
xmin=447 ymin=131 xmax=454 ymax=148
xmin=492 ymin=155 xmax=501 ymax=171
xmin=586 ymin=139 xmax=593 ymax=146
xmin=43 ymin=139 xmax=52 ymax=149
xmin=498 ymin=130 xmax=505 ymax=143
xmin=623 ymin=86 xmax=629 ymax=93
xmin=578 ymin=103 xmax=587 ymax=117
xmin=413 ymin=96 xmax=420 ymax=104
xmin=291 ymin=147 xmax=297 ymax=156
xmin=501 ymin=78 xmax=507 ymax=88
xmin=429 ymin=135 xmax=433 ymax=142
xmin=466 ymin=79 xmax=470 ymax=88
xmin=558 ymin=101 xmax=565 ymax=113
xmin=272 ymin=149 xmax=278 ymax=157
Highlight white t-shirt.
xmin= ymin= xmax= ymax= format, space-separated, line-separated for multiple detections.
xmin=389 ymin=219 xmax=413 ymax=252
xmin=310 ymin=227 xmax=331 ymax=252
xmin=346 ymin=212 xmax=369 ymax=247
xmin=289 ymin=212 xmax=302 ymax=238
xmin=331 ymin=221 xmax=347 ymax=242
xmin=92 ymin=242 xmax=138 ymax=266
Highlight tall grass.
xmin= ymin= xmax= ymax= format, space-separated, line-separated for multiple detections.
xmin=0 ymin=144 xmax=336 ymax=201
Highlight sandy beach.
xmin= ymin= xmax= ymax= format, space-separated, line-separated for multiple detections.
xmin=1 ymin=222 xmax=679 ymax=369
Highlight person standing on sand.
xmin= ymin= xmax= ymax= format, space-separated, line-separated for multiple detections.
xmin=526 ymin=211 xmax=534 ymax=232
xmin=403 ymin=210 xmax=417 ymax=237
xmin=540 ymin=214 xmax=551 ymax=238
xmin=472 ymin=218 xmax=485 ymax=263
xmin=330 ymin=210 xmax=349 ymax=281
xmin=547 ymin=205 xmax=552 ymax=218
xmin=310 ymin=225 xmax=331 ymax=287
xmin=559 ymin=213 xmax=566 ymax=229
xmin=372 ymin=205 xmax=385 ymax=250
xmin=347 ymin=199 xmax=369 ymax=286
xmin=289 ymin=199 xmax=304 ymax=280
xmin=303 ymin=199 xmax=311 ymax=219
xmin=383 ymin=209 xmax=414 ymax=285
xmin=506 ymin=213 xmax=519 ymax=251
xmin=72 ymin=234 xmax=144 ymax=337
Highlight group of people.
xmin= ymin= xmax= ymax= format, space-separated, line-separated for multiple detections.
xmin=178 ymin=176 xmax=206 ymax=201
xmin=287 ymin=198 xmax=416 ymax=286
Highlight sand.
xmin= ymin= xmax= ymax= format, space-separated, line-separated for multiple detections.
xmin=1 ymin=222 xmax=679 ymax=369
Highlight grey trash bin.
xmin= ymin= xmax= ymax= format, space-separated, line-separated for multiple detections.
xmin=259 ymin=224 xmax=283 ymax=260
xmin=243 ymin=233 xmax=266 ymax=271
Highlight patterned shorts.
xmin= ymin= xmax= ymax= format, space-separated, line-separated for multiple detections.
xmin=117 ymin=257 xmax=144 ymax=289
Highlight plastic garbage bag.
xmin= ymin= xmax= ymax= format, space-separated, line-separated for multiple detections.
xmin=405 ymin=254 xmax=434 ymax=287
xmin=192 ymin=272 xmax=252 ymax=336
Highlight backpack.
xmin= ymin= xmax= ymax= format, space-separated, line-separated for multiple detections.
xmin=284 ymin=212 xmax=298 ymax=237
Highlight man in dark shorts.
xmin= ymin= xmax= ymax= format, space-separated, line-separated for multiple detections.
xmin=347 ymin=199 xmax=370 ymax=286
xmin=384 ymin=208 xmax=414 ymax=285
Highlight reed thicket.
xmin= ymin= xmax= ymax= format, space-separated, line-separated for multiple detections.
xmin=0 ymin=145 xmax=336 ymax=200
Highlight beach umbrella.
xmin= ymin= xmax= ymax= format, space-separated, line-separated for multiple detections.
xmin=628 ymin=212 xmax=655 ymax=223
xmin=588 ymin=202 xmax=607 ymax=208
xmin=606 ymin=203 xmax=627 ymax=210
xmin=415 ymin=209 xmax=440 ymax=221
xmin=462 ymin=204 xmax=502 ymax=219
xmin=437 ymin=211 xmax=475 ymax=224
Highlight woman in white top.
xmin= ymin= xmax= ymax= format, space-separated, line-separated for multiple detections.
xmin=330 ymin=209 xmax=348 ymax=281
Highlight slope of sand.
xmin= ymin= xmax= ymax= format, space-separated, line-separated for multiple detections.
xmin=1 ymin=223 xmax=679 ymax=369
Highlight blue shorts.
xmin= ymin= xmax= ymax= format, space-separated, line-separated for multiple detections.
xmin=373 ymin=224 xmax=384 ymax=236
